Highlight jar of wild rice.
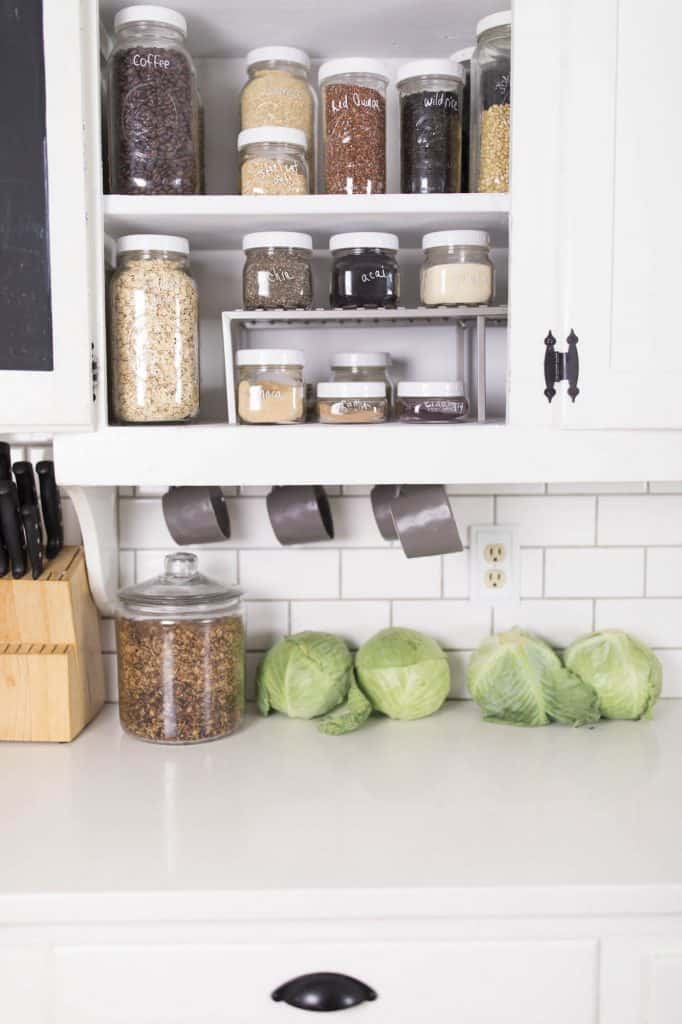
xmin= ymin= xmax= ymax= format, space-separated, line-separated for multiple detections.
xmin=397 ymin=60 xmax=464 ymax=194
xmin=318 ymin=59 xmax=389 ymax=195
xmin=242 ymin=232 xmax=313 ymax=310
xmin=238 ymin=127 xmax=309 ymax=195
xmin=470 ymin=10 xmax=511 ymax=192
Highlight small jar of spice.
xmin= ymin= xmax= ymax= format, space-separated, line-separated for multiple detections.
xmin=397 ymin=59 xmax=464 ymax=194
xmin=396 ymin=381 xmax=469 ymax=423
xmin=317 ymin=382 xmax=388 ymax=424
xmin=237 ymin=348 xmax=305 ymax=424
xmin=242 ymin=232 xmax=313 ymax=310
xmin=330 ymin=233 xmax=400 ymax=309
xmin=319 ymin=59 xmax=389 ymax=195
xmin=420 ymin=230 xmax=494 ymax=307
xmin=238 ymin=127 xmax=309 ymax=195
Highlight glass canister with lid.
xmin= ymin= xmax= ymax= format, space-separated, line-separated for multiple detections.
xmin=236 ymin=348 xmax=306 ymax=424
xmin=450 ymin=46 xmax=475 ymax=193
xmin=420 ymin=230 xmax=494 ymax=307
xmin=319 ymin=59 xmax=389 ymax=195
xmin=470 ymin=10 xmax=511 ymax=192
xmin=396 ymin=381 xmax=469 ymax=422
xmin=317 ymin=382 xmax=388 ymax=424
xmin=330 ymin=233 xmax=400 ymax=309
xmin=106 ymin=5 xmax=200 ymax=194
xmin=242 ymin=232 xmax=313 ymax=310
xmin=397 ymin=60 xmax=464 ymax=194
xmin=330 ymin=352 xmax=392 ymax=385
xmin=238 ymin=127 xmax=309 ymax=195
xmin=116 ymin=552 xmax=245 ymax=744
xmin=110 ymin=234 xmax=199 ymax=423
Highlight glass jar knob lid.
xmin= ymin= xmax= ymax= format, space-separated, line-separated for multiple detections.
xmin=118 ymin=551 xmax=242 ymax=613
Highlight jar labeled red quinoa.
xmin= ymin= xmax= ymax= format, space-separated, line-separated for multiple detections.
xmin=318 ymin=59 xmax=389 ymax=195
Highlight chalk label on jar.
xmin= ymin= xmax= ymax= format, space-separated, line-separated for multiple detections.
xmin=267 ymin=268 xmax=295 ymax=284
xmin=251 ymin=385 xmax=283 ymax=403
xmin=360 ymin=265 xmax=388 ymax=284
xmin=421 ymin=399 xmax=467 ymax=414
xmin=132 ymin=52 xmax=171 ymax=69
xmin=495 ymin=73 xmax=511 ymax=103
xmin=423 ymin=91 xmax=459 ymax=112
xmin=330 ymin=91 xmax=381 ymax=114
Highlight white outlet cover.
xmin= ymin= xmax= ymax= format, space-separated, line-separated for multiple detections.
xmin=469 ymin=524 xmax=521 ymax=607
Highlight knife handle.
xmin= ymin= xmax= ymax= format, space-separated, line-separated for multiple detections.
xmin=0 ymin=481 xmax=27 ymax=579
xmin=0 ymin=528 xmax=8 ymax=576
xmin=36 ymin=461 xmax=63 ymax=560
xmin=21 ymin=504 xmax=44 ymax=580
xmin=0 ymin=442 xmax=10 ymax=482
xmin=13 ymin=461 xmax=40 ymax=512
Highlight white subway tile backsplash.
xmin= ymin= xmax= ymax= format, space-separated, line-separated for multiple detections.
xmin=649 ymin=482 xmax=682 ymax=493
xmin=328 ymin=497 xmax=388 ymax=546
xmin=242 ymin=549 xmax=339 ymax=600
xmin=443 ymin=550 xmax=469 ymax=598
xmin=342 ymin=550 xmax=440 ymax=599
xmin=290 ymin=601 xmax=390 ymax=646
xmin=494 ymin=599 xmax=594 ymax=647
xmin=598 ymin=496 xmax=682 ymax=545
xmin=447 ymin=650 xmax=473 ymax=698
xmin=447 ymin=484 xmax=545 ymax=495
xmin=103 ymin=653 xmax=118 ymax=702
xmin=136 ymin=549 xmax=238 ymax=585
xmin=520 ymin=549 xmax=544 ymax=598
xmin=595 ymin=599 xmax=682 ymax=647
xmin=547 ymin=482 xmax=647 ymax=494
xmin=646 ymin=549 xmax=682 ymax=597
xmin=100 ymin=618 xmax=117 ymax=653
xmin=497 ymin=496 xmax=596 ymax=546
xmin=447 ymin=496 xmax=494 ymax=534
xmin=245 ymin=601 xmax=289 ymax=650
xmin=118 ymin=550 xmax=135 ymax=589
xmin=392 ymin=601 xmax=491 ymax=649
xmin=545 ymin=548 xmax=644 ymax=598
xmin=655 ymin=649 xmax=682 ymax=697
xmin=61 ymin=497 xmax=82 ymax=546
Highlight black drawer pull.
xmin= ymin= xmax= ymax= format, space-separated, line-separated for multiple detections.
xmin=272 ymin=972 xmax=378 ymax=1012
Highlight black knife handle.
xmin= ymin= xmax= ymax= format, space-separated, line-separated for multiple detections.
xmin=0 ymin=481 xmax=27 ymax=579
xmin=0 ymin=442 xmax=10 ymax=482
xmin=21 ymin=504 xmax=44 ymax=580
xmin=13 ymin=461 xmax=40 ymax=512
xmin=36 ymin=461 xmax=63 ymax=560
xmin=0 ymin=527 xmax=8 ymax=576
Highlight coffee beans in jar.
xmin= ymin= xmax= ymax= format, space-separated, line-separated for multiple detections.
xmin=242 ymin=232 xmax=313 ymax=310
xmin=330 ymin=233 xmax=400 ymax=309
xmin=319 ymin=59 xmax=389 ymax=195
xmin=238 ymin=127 xmax=309 ymax=195
xmin=107 ymin=6 xmax=200 ymax=195
xmin=397 ymin=60 xmax=464 ymax=194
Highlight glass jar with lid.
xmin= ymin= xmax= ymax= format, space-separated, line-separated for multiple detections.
xmin=240 ymin=47 xmax=316 ymax=184
xmin=238 ymin=127 xmax=309 ymax=195
xmin=330 ymin=233 xmax=400 ymax=309
xmin=116 ymin=552 xmax=245 ymax=744
xmin=236 ymin=349 xmax=306 ymax=424
xmin=106 ymin=5 xmax=200 ymax=194
xmin=397 ymin=60 xmax=464 ymax=194
xmin=420 ymin=230 xmax=494 ymax=307
xmin=317 ymin=382 xmax=388 ymax=424
xmin=242 ymin=232 xmax=313 ymax=310
xmin=450 ymin=46 xmax=475 ymax=193
xmin=110 ymin=234 xmax=199 ymax=423
xmin=318 ymin=59 xmax=389 ymax=195
xmin=470 ymin=10 xmax=511 ymax=192
xmin=396 ymin=381 xmax=469 ymax=422
xmin=330 ymin=352 xmax=392 ymax=385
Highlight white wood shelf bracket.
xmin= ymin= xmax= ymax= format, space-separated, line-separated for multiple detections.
xmin=64 ymin=485 xmax=119 ymax=616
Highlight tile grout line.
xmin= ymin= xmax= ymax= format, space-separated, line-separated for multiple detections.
xmin=643 ymin=547 xmax=648 ymax=598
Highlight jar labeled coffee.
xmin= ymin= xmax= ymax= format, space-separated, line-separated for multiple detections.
xmin=396 ymin=381 xmax=469 ymax=422
xmin=117 ymin=553 xmax=245 ymax=744
xmin=110 ymin=234 xmax=199 ymax=423
xmin=397 ymin=60 xmax=464 ymax=194
xmin=107 ymin=5 xmax=200 ymax=194
xmin=237 ymin=349 xmax=305 ymax=424
xmin=238 ymin=127 xmax=309 ymax=195
xmin=317 ymin=382 xmax=388 ymax=424
xmin=319 ymin=59 xmax=389 ymax=195
xmin=451 ymin=46 xmax=474 ymax=193
xmin=420 ymin=230 xmax=494 ymax=307
xmin=330 ymin=233 xmax=400 ymax=309
xmin=470 ymin=10 xmax=511 ymax=192
xmin=242 ymin=232 xmax=313 ymax=310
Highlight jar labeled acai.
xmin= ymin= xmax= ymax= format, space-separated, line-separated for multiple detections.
xmin=420 ymin=230 xmax=494 ymax=307
xmin=237 ymin=349 xmax=305 ymax=424
xmin=330 ymin=233 xmax=400 ymax=309
xmin=242 ymin=232 xmax=313 ymax=310
xmin=397 ymin=59 xmax=464 ymax=194
xmin=319 ymin=59 xmax=389 ymax=195
xmin=238 ymin=127 xmax=309 ymax=195
xmin=396 ymin=382 xmax=469 ymax=423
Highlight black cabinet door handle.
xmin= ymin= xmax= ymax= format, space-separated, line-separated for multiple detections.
xmin=272 ymin=972 xmax=377 ymax=1012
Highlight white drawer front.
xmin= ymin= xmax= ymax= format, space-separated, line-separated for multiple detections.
xmin=0 ymin=947 xmax=48 ymax=1023
xmin=54 ymin=939 xmax=597 ymax=1023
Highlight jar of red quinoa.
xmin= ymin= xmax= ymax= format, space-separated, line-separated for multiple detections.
xmin=318 ymin=59 xmax=389 ymax=195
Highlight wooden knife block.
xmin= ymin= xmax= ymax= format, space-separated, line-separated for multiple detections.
xmin=0 ymin=547 xmax=106 ymax=742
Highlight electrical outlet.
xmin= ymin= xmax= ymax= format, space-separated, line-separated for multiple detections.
xmin=470 ymin=525 xmax=520 ymax=606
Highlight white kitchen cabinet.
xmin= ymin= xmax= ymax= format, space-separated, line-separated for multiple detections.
xmin=601 ymin=938 xmax=682 ymax=1024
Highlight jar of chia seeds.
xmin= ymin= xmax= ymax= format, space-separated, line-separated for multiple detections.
xmin=318 ymin=59 xmax=389 ymax=195
xmin=397 ymin=60 xmax=464 ymax=194
xmin=236 ymin=348 xmax=306 ymax=424
xmin=420 ymin=230 xmax=494 ymax=307
xmin=238 ymin=127 xmax=309 ymax=195
xmin=242 ymin=232 xmax=313 ymax=310
xmin=450 ymin=46 xmax=474 ymax=192
xmin=396 ymin=381 xmax=469 ymax=423
xmin=329 ymin=233 xmax=400 ymax=309
xmin=470 ymin=10 xmax=511 ymax=192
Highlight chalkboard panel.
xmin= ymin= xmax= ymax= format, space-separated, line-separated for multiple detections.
xmin=0 ymin=0 xmax=53 ymax=371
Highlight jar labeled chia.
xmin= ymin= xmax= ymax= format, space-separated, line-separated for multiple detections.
xmin=238 ymin=126 xmax=309 ymax=195
xmin=317 ymin=382 xmax=388 ymax=424
xmin=241 ymin=47 xmax=316 ymax=184
xmin=396 ymin=381 xmax=469 ymax=423
xmin=116 ymin=552 xmax=245 ymax=744
xmin=319 ymin=59 xmax=389 ymax=195
xmin=242 ymin=231 xmax=313 ymax=310
xmin=450 ymin=46 xmax=474 ymax=193
xmin=397 ymin=59 xmax=464 ymax=194
xmin=110 ymin=234 xmax=199 ymax=423
xmin=107 ymin=5 xmax=200 ymax=195
xmin=420 ymin=230 xmax=494 ymax=307
xmin=330 ymin=233 xmax=400 ymax=309
xmin=470 ymin=10 xmax=511 ymax=192
xmin=237 ymin=348 xmax=305 ymax=424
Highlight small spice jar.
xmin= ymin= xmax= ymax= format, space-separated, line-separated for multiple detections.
xmin=116 ymin=552 xmax=245 ymax=744
xmin=238 ymin=127 xmax=309 ymax=195
xmin=237 ymin=348 xmax=305 ymax=424
xmin=242 ymin=232 xmax=313 ymax=310
xmin=240 ymin=47 xmax=316 ymax=183
xmin=317 ymin=382 xmax=388 ymax=424
xmin=330 ymin=352 xmax=392 ymax=385
xmin=319 ymin=59 xmax=389 ymax=195
xmin=420 ymin=230 xmax=494 ymax=307
xmin=110 ymin=234 xmax=199 ymax=423
xmin=397 ymin=60 xmax=464 ymax=194
xmin=396 ymin=381 xmax=469 ymax=423
xmin=106 ymin=5 xmax=200 ymax=194
xmin=470 ymin=10 xmax=511 ymax=192
xmin=450 ymin=46 xmax=474 ymax=193
xmin=330 ymin=233 xmax=400 ymax=309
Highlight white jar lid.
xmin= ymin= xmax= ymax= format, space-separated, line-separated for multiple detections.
xmin=236 ymin=349 xmax=305 ymax=367
xmin=422 ymin=230 xmax=490 ymax=250
xmin=246 ymin=46 xmax=310 ymax=70
xmin=242 ymin=231 xmax=313 ymax=252
xmin=238 ymin=126 xmax=307 ymax=149
xmin=318 ymin=58 xmax=390 ymax=85
xmin=317 ymin=382 xmax=387 ymax=399
xmin=450 ymin=46 xmax=475 ymax=65
xmin=117 ymin=233 xmax=190 ymax=255
xmin=331 ymin=352 xmax=391 ymax=368
xmin=398 ymin=381 xmax=465 ymax=397
xmin=329 ymin=232 xmax=399 ymax=252
xmin=396 ymin=60 xmax=463 ymax=85
xmin=476 ymin=10 xmax=512 ymax=36
xmin=114 ymin=5 xmax=187 ymax=35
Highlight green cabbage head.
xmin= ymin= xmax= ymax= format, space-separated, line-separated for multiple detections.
xmin=355 ymin=627 xmax=450 ymax=720
xmin=467 ymin=628 xmax=600 ymax=727
xmin=257 ymin=631 xmax=353 ymax=719
xmin=564 ymin=630 xmax=662 ymax=720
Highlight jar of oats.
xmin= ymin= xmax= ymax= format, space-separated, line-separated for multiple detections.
xmin=117 ymin=552 xmax=245 ymax=744
xmin=470 ymin=10 xmax=511 ymax=192
xmin=238 ymin=127 xmax=309 ymax=195
xmin=110 ymin=234 xmax=199 ymax=423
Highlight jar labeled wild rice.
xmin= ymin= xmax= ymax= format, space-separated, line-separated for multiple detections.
xmin=420 ymin=230 xmax=494 ymax=307
xmin=330 ymin=233 xmax=400 ymax=309
xmin=470 ymin=10 xmax=511 ymax=192
xmin=237 ymin=348 xmax=305 ymax=424
xmin=397 ymin=59 xmax=464 ymax=194
xmin=319 ymin=59 xmax=389 ymax=195
xmin=242 ymin=232 xmax=313 ymax=310
xmin=238 ymin=127 xmax=309 ymax=195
